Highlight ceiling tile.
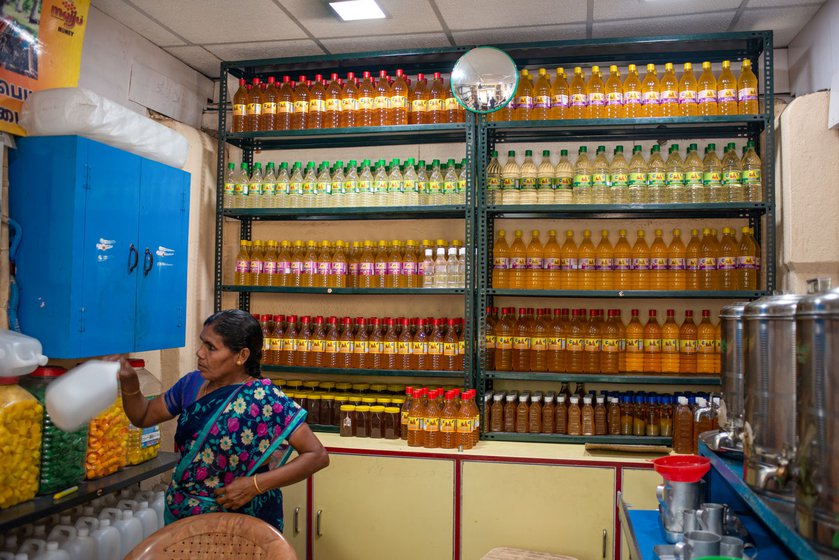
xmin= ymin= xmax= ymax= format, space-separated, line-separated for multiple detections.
xmin=129 ymin=0 xmax=307 ymax=43
xmin=164 ymin=46 xmax=222 ymax=77
xmin=91 ymin=0 xmax=187 ymax=45
xmin=735 ymin=5 xmax=822 ymax=46
xmin=452 ymin=23 xmax=587 ymax=46
xmin=204 ymin=40 xmax=325 ymax=61
xmin=593 ymin=11 xmax=736 ymax=38
xmin=594 ymin=0 xmax=741 ymax=20
xmin=281 ymin=0 xmax=444 ymax=38
xmin=320 ymin=32 xmax=451 ymax=54
xmin=436 ymin=0 xmax=587 ymax=30
xmin=744 ymin=0 xmax=823 ymax=8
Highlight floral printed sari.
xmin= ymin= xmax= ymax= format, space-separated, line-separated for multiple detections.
xmin=164 ymin=378 xmax=307 ymax=531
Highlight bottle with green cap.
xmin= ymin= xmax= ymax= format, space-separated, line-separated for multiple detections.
xmin=741 ymin=141 xmax=762 ymax=202
xmin=288 ymin=162 xmax=303 ymax=209
xmin=416 ymin=159 xmax=429 ymax=205
xmin=627 ymin=145 xmax=647 ymax=204
xmin=344 ymin=159 xmax=359 ymax=207
xmin=486 ymin=150 xmax=502 ymax=205
xmin=722 ymin=142 xmax=744 ymax=202
xmin=276 ymin=161 xmax=290 ymax=209
xmin=428 ymin=158 xmax=444 ymax=205
xmin=665 ymin=144 xmax=686 ymax=203
xmin=358 ymin=158 xmax=373 ymax=207
xmin=330 ymin=160 xmax=345 ymax=208
xmin=372 ymin=159 xmax=388 ymax=207
xmin=683 ymin=143 xmax=705 ymax=203
xmin=555 ymin=149 xmax=573 ymax=204
xmin=610 ymin=146 xmax=629 ymax=204
xmin=457 ymin=159 xmax=467 ymax=205
xmin=302 ymin=161 xmax=317 ymax=208
xmin=519 ymin=150 xmax=538 ymax=204
xmin=223 ymin=162 xmax=236 ymax=208
xmin=702 ymin=143 xmax=723 ymax=202
xmin=591 ymin=145 xmax=610 ymax=204
xmin=403 ymin=158 xmax=419 ymax=206
xmin=247 ymin=162 xmax=263 ymax=210
xmin=647 ymin=145 xmax=666 ymax=204
xmin=263 ymin=161 xmax=277 ymax=209
xmin=316 ymin=162 xmax=331 ymax=208
xmin=537 ymin=150 xmax=554 ymax=204
xmin=572 ymin=146 xmax=592 ymax=204
xmin=501 ymin=150 xmax=520 ymax=205
xmin=444 ymin=158 xmax=459 ymax=205
xmin=233 ymin=162 xmax=250 ymax=208
xmin=388 ymin=158 xmax=404 ymax=206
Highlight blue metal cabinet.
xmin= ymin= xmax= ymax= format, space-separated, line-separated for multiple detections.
xmin=9 ymin=135 xmax=190 ymax=358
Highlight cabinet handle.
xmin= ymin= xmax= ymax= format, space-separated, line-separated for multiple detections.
xmin=143 ymin=248 xmax=154 ymax=276
xmin=128 ymin=244 xmax=139 ymax=273
xmin=293 ymin=506 xmax=300 ymax=535
xmin=602 ymin=528 xmax=608 ymax=558
xmin=316 ymin=509 xmax=322 ymax=537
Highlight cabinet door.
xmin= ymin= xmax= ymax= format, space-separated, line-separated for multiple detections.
xmin=620 ymin=468 xmax=662 ymax=560
xmin=134 ymin=159 xmax=190 ymax=351
xmin=312 ymin=454 xmax=455 ymax=560
xmin=282 ymin=476 xmax=308 ymax=559
xmin=79 ymin=139 xmax=141 ymax=355
xmin=461 ymin=461 xmax=616 ymax=560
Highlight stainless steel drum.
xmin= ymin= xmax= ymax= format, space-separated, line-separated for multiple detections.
xmin=794 ymin=288 xmax=839 ymax=553
xmin=742 ymin=294 xmax=801 ymax=500
xmin=709 ymin=302 xmax=750 ymax=451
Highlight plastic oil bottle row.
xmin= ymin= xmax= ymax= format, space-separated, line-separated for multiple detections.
xmin=231 ymin=70 xmax=465 ymax=132
xmin=258 ymin=314 xmax=466 ymax=372
xmin=490 ymin=59 xmax=758 ymax=122
xmin=484 ymin=388 xmax=718 ymax=454
xmin=403 ymin=387 xmax=480 ymax=450
xmin=492 ymin=227 xmax=760 ymax=291
xmin=234 ymin=238 xmax=466 ymax=289
xmin=224 ymin=157 xmax=467 ymax=209
xmin=485 ymin=307 xmax=721 ymax=375
xmin=486 ymin=142 xmax=762 ymax=205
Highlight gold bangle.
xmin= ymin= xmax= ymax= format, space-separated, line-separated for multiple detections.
xmin=121 ymin=387 xmax=142 ymax=396
xmin=252 ymin=475 xmax=264 ymax=494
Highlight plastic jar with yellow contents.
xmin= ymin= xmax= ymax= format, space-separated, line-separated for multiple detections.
xmin=0 ymin=377 xmax=43 ymax=509
xmin=125 ymin=360 xmax=162 ymax=466
xmin=85 ymin=397 xmax=129 ymax=479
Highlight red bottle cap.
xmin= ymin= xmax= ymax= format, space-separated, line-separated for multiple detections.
xmin=363 ymin=71 xmax=371 ymax=79
xmin=379 ymin=70 xmax=387 ymax=78
xmin=649 ymin=310 xmax=657 ymax=317
xmin=667 ymin=309 xmax=675 ymax=316
xmin=298 ymin=75 xmax=307 ymax=82
xmin=283 ymin=75 xmax=291 ymax=83
xmin=631 ymin=309 xmax=640 ymax=316
xmin=252 ymin=78 xmax=261 ymax=85
xmin=685 ymin=310 xmax=694 ymax=317
xmin=396 ymin=69 xmax=404 ymax=77
xmin=417 ymin=73 xmax=425 ymax=80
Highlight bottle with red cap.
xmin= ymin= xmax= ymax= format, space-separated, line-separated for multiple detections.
xmin=357 ymin=71 xmax=376 ymax=127
xmin=426 ymin=72 xmax=445 ymax=124
xmin=295 ymin=316 xmax=313 ymax=367
xmin=324 ymin=316 xmax=340 ymax=368
xmin=440 ymin=390 xmax=459 ymax=449
xmin=337 ymin=317 xmax=354 ymax=368
xmin=423 ymin=389 xmax=441 ymax=448
xmin=281 ymin=315 xmax=297 ymax=366
xmin=407 ymin=388 xmax=426 ymax=447
xmin=277 ymin=76 xmax=294 ymax=130
xmin=374 ymin=70 xmax=391 ymax=126
xmin=311 ymin=316 xmax=326 ymax=368
xmin=340 ymin=72 xmax=358 ymax=128
xmin=391 ymin=69 xmax=409 ymax=125
xmin=259 ymin=314 xmax=273 ymax=364
xmin=308 ymin=74 xmax=327 ymax=129
xmin=292 ymin=75 xmax=309 ymax=130
xmin=246 ymin=78 xmax=262 ymax=131
xmin=259 ymin=77 xmax=278 ymax=131
xmin=353 ymin=317 xmax=370 ymax=369
xmin=410 ymin=72 xmax=428 ymax=125
xmin=232 ymin=78 xmax=248 ymax=132
xmin=324 ymin=73 xmax=342 ymax=129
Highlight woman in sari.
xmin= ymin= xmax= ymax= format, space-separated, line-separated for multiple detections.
xmin=117 ymin=309 xmax=329 ymax=531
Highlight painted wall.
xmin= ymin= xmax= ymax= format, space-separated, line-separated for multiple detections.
xmin=788 ymin=0 xmax=839 ymax=97
xmin=78 ymin=6 xmax=213 ymax=129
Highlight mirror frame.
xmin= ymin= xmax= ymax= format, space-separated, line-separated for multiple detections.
xmin=450 ymin=46 xmax=519 ymax=115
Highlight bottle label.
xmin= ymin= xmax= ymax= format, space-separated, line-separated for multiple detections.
xmin=530 ymin=337 xmax=547 ymax=351
xmin=456 ymin=418 xmax=472 ymax=434
xmin=703 ymin=171 xmax=721 ymax=185
xmin=277 ymin=101 xmax=293 ymax=114
xmin=278 ymin=260 xmax=291 ymax=274
xmin=573 ymin=174 xmax=591 ymax=187
xmin=303 ymin=260 xmax=317 ymax=275
xmin=235 ymin=259 xmax=249 ymax=273
xmin=290 ymin=181 xmax=303 ymax=196
xmin=668 ymin=257 xmax=686 ymax=271
xmin=290 ymin=260 xmax=303 ymax=275
xmin=317 ymin=261 xmax=331 ymax=275
xmin=246 ymin=103 xmax=262 ymax=116
xmin=579 ymin=257 xmax=596 ymax=271
xmin=263 ymin=182 xmax=277 ymax=196
xmin=736 ymin=255 xmax=757 ymax=269
xmin=402 ymin=262 xmax=417 ymax=275
xmin=595 ymin=257 xmax=614 ymax=271
xmin=743 ymin=169 xmax=761 ymax=183
xmin=606 ymin=92 xmax=623 ymax=106
xmin=544 ymin=257 xmax=561 ymax=270
xmin=374 ymin=96 xmax=390 ymax=110
xmin=724 ymin=171 xmax=741 ymax=185
xmin=234 ymin=182 xmax=248 ymax=196
xmin=538 ymin=177 xmax=552 ymax=189
xmin=698 ymin=89 xmax=717 ymax=103
xmin=509 ymin=257 xmax=527 ymax=270
xmin=342 ymin=180 xmax=356 ymax=194
xmin=642 ymin=91 xmax=660 ymax=104
xmin=560 ymin=258 xmax=578 ymax=271
xmin=444 ymin=180 xmax=457 ymax=194
xmin=686 ymin=257 xmax=699 ymax=272
xmin=602 ymin=338 xmax=619 ymax=352
xmin=534 ymin=95 xmax=551 ymax=109
xmin=423 ymin=417 xmax=439 ymax=433
xmin=282 ymin=337 xmax=296 ymax=351
xmin=686 ymin=171 xmax=703 ymax=184
xmin=520 ymin=176 xmax=537 ymax=190
xmin=358 ymin=97 xmax=374 ymax=110
xmin=614 ymin=257 xmax=631 ymax=271
xmin=699 ymin=257 xmax=718 ymax=271
xmin=262 ymin=102 xmax=277 ymax=115
xmin=513 ymin=337 xmax=530 ymax=350
xmin=428 ymin=181 xmax=442 ymax=194
xmin=556 ymin=176 xmax=572 ymax=189
xmin=629 ymin=172 xmax=647 ymax=186
xmin=660 ymin=90 xmax=678 ymax=104
xmin=570 ymin=93 xmax=587 ymax=107
xmin=296 ymin=338 xmax=312 ymax=353
xmin=718 ymin=256 xmax=736 ymax=271
xmin=592 ymin=173 xmax=608 ymax=185
xmin=547 ymin=337 xmax=564 ymax=351
xmin=584 ymin=338 xmax=601 ymax=352
xmin=566 ymin=337 xmax=583 ymax=351
xmin=738 ymin=87 xmax=757 ymax=102
xmin=233 ymin=103 xmax=246 ymax=117
xmin=293 ymin=100 xmax=308 ymax=114
xmin=359 ymin=262 xmax=375 ymax=276
xmin=301 ymin=181 xmax=315 ymax=194
xmin=552 ymin=94 xmax=569 ymax=108
xmin=647 ymin=171 xmax=665 ymax=186
xmin=485 ymin=334 xmax=496 ymax=349
xmin=611 ymin=172 xmax=628 ymax=186
xmin=326 ymin=98 xmax=341 ymax=112
xmin=428 ymin=341 xmax=443 ymax=355
xmin=324 ymin=339 xmax=339 ymax=354
xmin=383 ymin=341 xmax=397 ymax=355
xmin=269 ymin=337 xmax=282 ymax=352
xmin=411 ymin=99 xmax=427 ymax=113
xmin=341 ymin=98 xmax=359 ymax=112
xmin=650 ymin=257 xmax=668 ymax=271
xmin=355 ymin=180 xmax=371 ymax=195
xmin=411 ymin=341 xmax=427 ymax=355
xmin=680 ymin=339 xmax=697 ymax=353
xmin=516 ymin=96 xmax=534 ymax=109
xmin=487 ymin=177 xmax=502 ymax=191
xmin=502 ymin=177 xmax=518 ymax=190
xmin=632 ymin=257 xmax=650 ymax=271
xmin=310 ymin=339 xmax=325 ymax=353
xmin=369 ymin=341 xmax=383 ymax=354
xmin=408 ymin=416 xmax=421 ymax=431
xmin=624 ymin=90 xmax=642 ymax=105
xmin=444 ymin=342 xmax=458 ymax=356
xmin=625 ymin=338 xmax=643 ymax=352
xmin=224 ymin=181 xmax=235 ymax=195
xmin=388 ymin=261 xmax=402 ymax=276
xmin=679 ymin=90 xmax=697 ymax=104
xmin=375 ymin=262 xmax=387 ymax=276
xmin=440 ymin=418 xmax=456 ymax=433
xmin=496 ymin=336 xmax=512 ymax=350
xmin=397 ymin=341 xmax=411 ymax=355
xmin=698 ymin=339 xmax=715 ymax=353
xmin=494 ymin=257 xmax=509 ymax=270
xmin=444 ymin=97 xmax=459 ymax=111
xmin=372 ymin=179 xmax=386 ymax=194
xmin=309 ymin=99 xmax=326 ymax=113
xmin=662 ymin=338 xmax=679 ymax=353
xmin=427 ymin=98 xmax=443 ymax=112
xmin=264 ymin=261 xmax=278 ymax=275
xmin=718 ymin=88 xmax=737 ymax=103
xmin=404 ymin=180 xmax=419 ymax=194
xmin=391 ymin=95 xmax=408 ymax=109
xmin=666 ymin=172 xmax=685 ymax=186
xmin=527 ymin=257 xmax=544 ymax=270
xmin=250 ymin=182 xmax=264 ymax=196
xmin=588 ymin=92 xmax=605 ymax=106
xmin=644 ymin=339 xmax=662 ymax=352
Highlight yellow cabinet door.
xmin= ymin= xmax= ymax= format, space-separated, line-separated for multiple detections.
xmin=282 ymin=479 xmax=308 ymax=560
xmin=312 ymin=453 xmax=455 ymax=560
xmin=461 ymin=461 xmax=616 ymax=560
xmin=620 ymin=468 xmax=662 ymax=560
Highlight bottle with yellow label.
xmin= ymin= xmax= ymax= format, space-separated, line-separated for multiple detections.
xmin=426 ymin=72 xmax=446 ymax=124
xmin=550 ymin=67 xmax=569 ymax=120
xmin=324 ymin=73 xmax=342 ymax=129
xmin=391 ymin=69 xmax=409 ymax=125
xmin=259 ymin=77 xmax=278 ymax=131
xmin=291 ymin=75 xmax=309 ymax=130
xmin=591 ymin=146 xmax=610 ymax=204
xmin=308 ymin=74 xmax=327 ymax=129
xmin=722 ymin=142 xmax=744 ymax=202
xmin=440 ymin=390 xmax=458 ymax=449
xmin=512 ymin=308 xmax=531 ymax=372
xmin=232 ymin=78 xmax=247 ymax=132
xmin=717 ymin=60 xmax=738 ymax=115
xmin=643 ymin=309 xmax=662 ymax=373
xmin=573 ymin=146 xmax=592 ymax=204
xmin=665 ymin=144 xmax=686 ymax=203
xmin=246 ymin=78 xmax=262 ymax=132
xmin=276 ymin=76 xmax=294 ymax=130
xmin=610 ymin=146 xmax=629 ymax=204
xmin=340 ymin=72 xmax=359 ymax=128
xmin=741 ymin=141 xmax=762 ymax=202
xmin=679 ymin=62 xmax=699 ymax=116
xmin=374 ymin=70 xmax=391 ymax=127
xmin=703 ymin=144 xmax=724 ymax=202
xmin=627 ymin=146 xmax=647 ymax=204
xmin=684 ymin=143 xmax=705 ymax=203
xmin=357 ymin=71 xmax=376 ymax=127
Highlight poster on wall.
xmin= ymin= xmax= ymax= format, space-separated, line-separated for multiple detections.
xmin=0 ymin=0 xmax=89 ymax=135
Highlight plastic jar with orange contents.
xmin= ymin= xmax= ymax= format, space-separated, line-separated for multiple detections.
xmin=84 ymin=397 xmax=128 ymax=479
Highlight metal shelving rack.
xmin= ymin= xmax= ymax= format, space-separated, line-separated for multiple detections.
xmin=214 ymin=48 xmax=478 ymax=396
xmin=473 ymin=31 xmax=776 ymax=445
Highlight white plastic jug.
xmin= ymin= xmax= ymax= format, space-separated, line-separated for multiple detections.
xmin=46 ymin=527 xmax=81 ymax=560
xmin=74 ymin=517 xmax=98 ymax=533
xmin=151 ymin=492 xmax=165 ymax=530
xmin=45 ymin=361 xmax=118 ymax=431
xmin=0 ymin=553 xmax=28 ymax=560
xmin=90 ymin=520 xmax=120 ymax=560
xmin=17 ymin=540 xmax=45 ymax=558
xmin=61 ymin=529 xmax=94 ymax=560
xmin=0 ymin=330 xmax=47 ymax=377
xmin=118 ymin=500 xmax=156 ymax=539
xmin=113 ymin=511 xmax=142 ymax=558
xmin=33 ymin=542 xmax=68 ymax=560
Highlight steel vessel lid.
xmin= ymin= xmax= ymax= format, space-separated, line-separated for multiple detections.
xmin=719 ymin=302 xmax=750 ymax=319
xmin=796 ymin=287 xmax=839 ymax=317
xmin=743 ymin=294 xmax=802 ymax=318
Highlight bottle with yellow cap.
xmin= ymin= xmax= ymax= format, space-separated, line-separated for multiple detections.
xmin=659 ymin=63 xmax=679 ymax=117
xmin=586 ymin=65 xmax=605 ymax=119
xmin=513 ymin=69 xmax=533 ymax=121
xmin=532 ymin=68 xmax=551 ymax=120
xmin=697 ymin=61 xmax=718 ymax=116
xmin=248 ymin=240 xmax=264 ymax=287
xmin=717 ymin=60 xmax=738 ymax=115
xmin=679 ymin=62 xmax=699 ymax=116
xmin=234 ymin=240 xmax=250 ymax=286
xmin=604 ymin=65 xmax=624 ymax=119
xmin=549 ymin=67 xmax=569 ymax=120
xmin=641 ymin=63 xmax=661 ymax=118
xmin=738 ymin=59 xmax=759 ymax=115
xmin=568 ymin=66 xmax=587 ymax=120
xmin=623 ymin=64 xmax=643 ymax=118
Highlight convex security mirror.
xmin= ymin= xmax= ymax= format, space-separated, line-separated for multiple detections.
xmin=450 ymin=46 xmax=518 ymax=114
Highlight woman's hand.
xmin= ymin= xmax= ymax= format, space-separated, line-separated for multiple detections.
xmin=114 ymin=357 xmax=140 ymax=390
xmin=214 ymin=476 xmax=259 ymax=510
